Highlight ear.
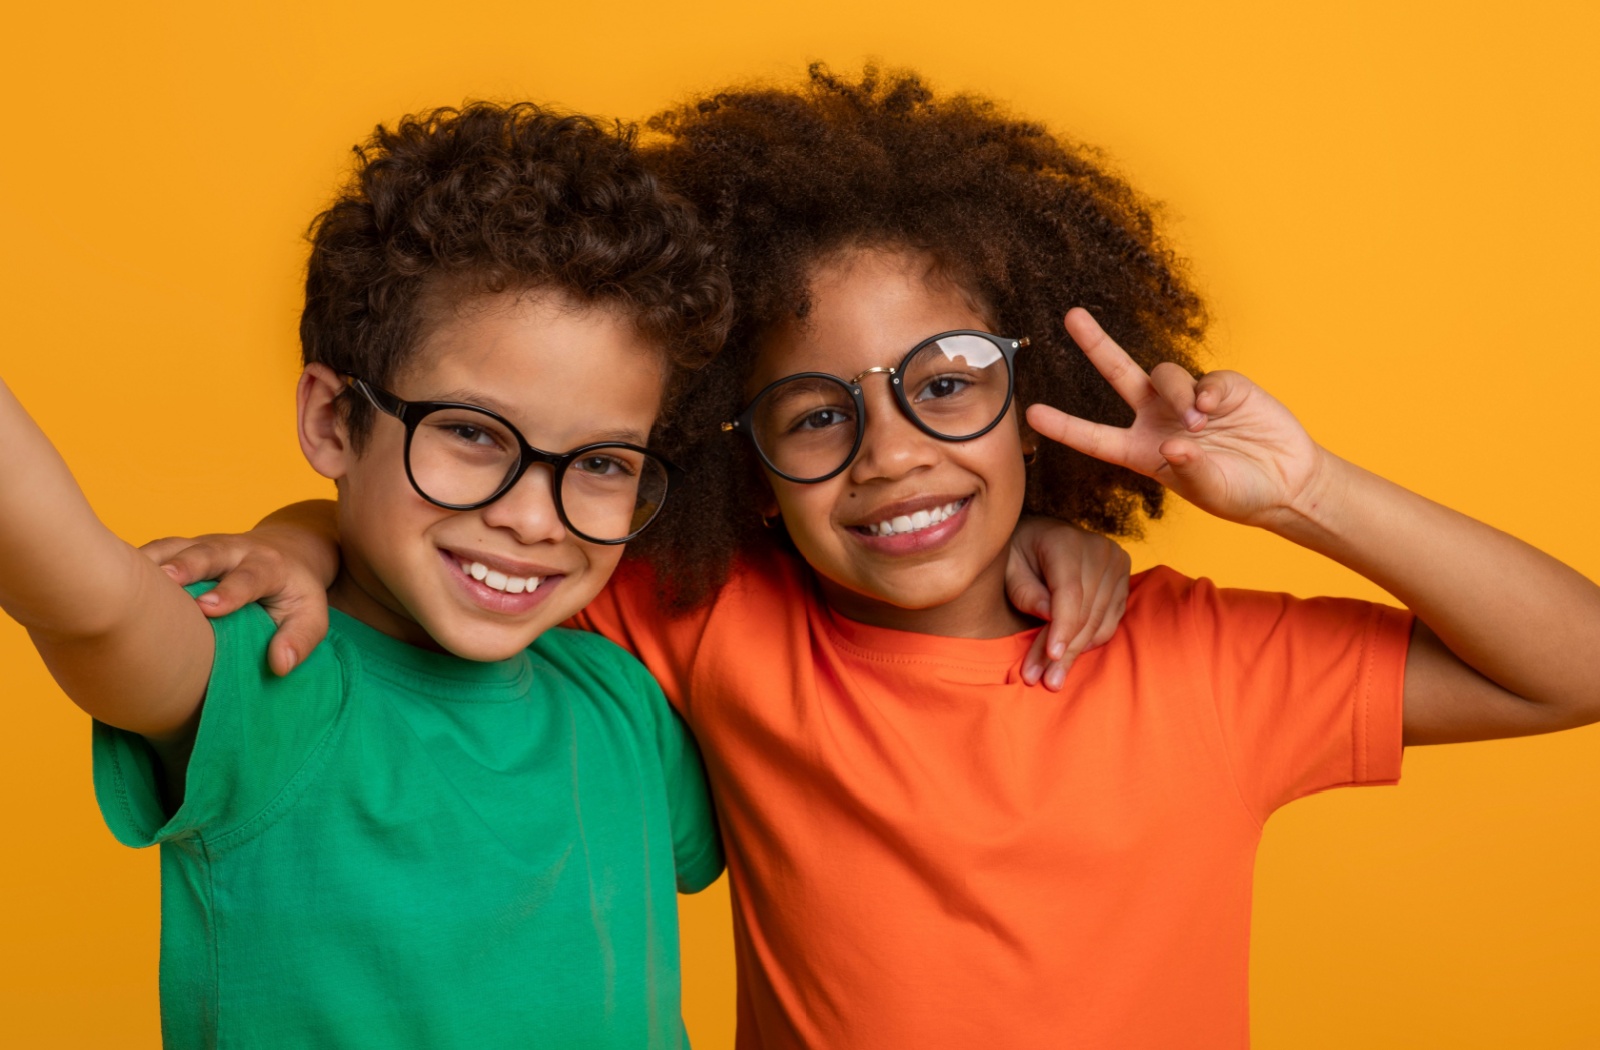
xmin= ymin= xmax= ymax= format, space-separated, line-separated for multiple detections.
xmin=297 ymin=364 xmax=355 ymax=482
xmin=1014 ymin=406 xmax=1039 ymax=459
xmin=756 ymin=474 xmax=780 ymax=521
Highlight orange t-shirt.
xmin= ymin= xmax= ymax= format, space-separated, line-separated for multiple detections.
xmin=577 ymin=551 xmax=1412 ymax=1049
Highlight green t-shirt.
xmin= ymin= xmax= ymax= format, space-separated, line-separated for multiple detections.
xmin=93 ymin=598 xmax=722 ymax=1050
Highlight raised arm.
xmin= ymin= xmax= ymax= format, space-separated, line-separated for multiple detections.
xmin=1026 ymin=309 xmax=1600 ymax=746
xmin=0 ymin=378 xmax=214 ymax=758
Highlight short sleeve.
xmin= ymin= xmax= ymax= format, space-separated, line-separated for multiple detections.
xmin=650 ymin=691 xmax=724 ymax=893
xmin=1181 ymin=575 xmax=1413 ymax=822
xmin=570 ymin=561 xmax=716 ymax=718
xmin=92 ymin=590 xmax=348 ymax=849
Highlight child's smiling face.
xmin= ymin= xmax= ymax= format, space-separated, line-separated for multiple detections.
xmin=752 ymin=247 xmax=1036 ymax=637
xmin=307 ymin=287 xmax=665 ymax=661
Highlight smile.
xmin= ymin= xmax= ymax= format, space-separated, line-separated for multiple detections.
xmin=854 ymin=498 xmax=969 ymax=537
xmin=454 ymin=556 xmax=545 ymax=595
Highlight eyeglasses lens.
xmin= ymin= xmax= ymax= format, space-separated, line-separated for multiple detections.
xmin=408 ymin=406 xmax=669 ymax=541
xmin=901 ymin=334 xmax=1011 ymax=440
xmin=409 ymin=408 xmax=522 ymax=506
xmin=748 ymin=334 xmax=1012 ymax=481
xmin=560 ymin=447 xmax=670 ymax=541
xmin=750 ymin=376 xmax=861 ymax=482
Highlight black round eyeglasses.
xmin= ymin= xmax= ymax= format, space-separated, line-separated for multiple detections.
xmin=720 ymin=330 xmax=1029 ymax=484
xmin=344 ymin=375 xmax=679 ymax=545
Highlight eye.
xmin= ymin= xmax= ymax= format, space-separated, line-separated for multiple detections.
xmin=790 ymin=407 xmax=853 ymax=433
xmin=443 ymin=423 xmax=498 ymax=446
xmin=913 ymin=375 xmax=972 ymax=402
xmin=572 ymin=454 xmax=636 ymax=478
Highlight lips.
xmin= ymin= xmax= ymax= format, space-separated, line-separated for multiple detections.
xmin=843 ymin=494 xmax=973 ymax=554
xmin=851 ymin=497 xmax=968 ymax=538
xmin=846 ymin=495 xmax=971 ymax=537
xmin=439 ymin=548 xmax=564 ymax=613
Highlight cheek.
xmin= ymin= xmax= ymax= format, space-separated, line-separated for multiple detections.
xmin=771 ymin=482 xmax=836 ymax=541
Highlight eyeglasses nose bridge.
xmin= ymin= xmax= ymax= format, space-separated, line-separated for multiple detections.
xmin=849 ymin=364 xmax=898 ymax=386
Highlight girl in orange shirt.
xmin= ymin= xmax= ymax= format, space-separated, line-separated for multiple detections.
xmin=158 ymin=67 xmax=1600 ymax=1048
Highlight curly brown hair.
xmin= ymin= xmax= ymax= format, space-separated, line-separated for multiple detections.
xmin=300 ymin=101 xmax=731 ymax=448
xmin=628 ymin=65 xmax=1208 ymax=609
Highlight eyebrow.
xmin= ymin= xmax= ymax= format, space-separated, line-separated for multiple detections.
xmin=430 ymin=388 xmax=651 ymax=446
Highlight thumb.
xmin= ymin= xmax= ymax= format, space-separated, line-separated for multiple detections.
xmin=1157 ymin=436 xmax=1213 ymax=484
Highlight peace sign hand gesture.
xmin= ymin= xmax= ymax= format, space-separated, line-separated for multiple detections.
xmin=1025 ymin=309 xmax=1331 ymax=531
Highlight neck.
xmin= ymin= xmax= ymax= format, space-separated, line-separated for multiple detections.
xmin=814 ymin=547 xmax=1038 ymax=639
xmin=328 ymin=564 xmax=444 ymax=653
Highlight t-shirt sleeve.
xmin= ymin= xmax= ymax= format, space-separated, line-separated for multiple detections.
xmin=1180 ymin=574 xmax=1413 ymax=823
xmin=569 ymin=561 xmax=715 ymax=718
xmin=92 ymin=587 xmax=347 ymax=849
xmin=559 ymin=628 xmax=724 ymax=893
xmin=650 ymin=687 xmax=724 ymax=894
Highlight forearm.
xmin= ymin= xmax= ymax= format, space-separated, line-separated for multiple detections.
xmin=0 ymin=379 xmax=214 ymax=740
xmin=1270 ymin=450 xmax=1600 ymax=716
xmin=0 ymin=379 xmax=143 ymax=636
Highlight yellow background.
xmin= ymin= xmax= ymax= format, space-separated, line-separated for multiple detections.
xmin=3 ymin=1 xmax=1597 ymax=1046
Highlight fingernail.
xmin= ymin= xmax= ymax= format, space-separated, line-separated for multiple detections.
xmin=161 ymin=564 xmax=181 ymax=580
xmin=198 ymin=593 xmax=220 ymax=606
xmin=1049 ymin=641 xmax=1066 ymax=660
xmin=1184 ymin=409 xmax=1206 ymax=430
xmin=282 ymin=650 xmax=298 ymax=673
xmin=1035 ymin=600 xmax=1051 ymax=618
xmin=1047 ymin=665 xmax=1066 ymax=690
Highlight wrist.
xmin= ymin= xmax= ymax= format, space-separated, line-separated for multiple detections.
xmin=253 ymin=521 xmax=341 ymax=588
xmin=1259 ymin=445 xmax=1352 ymax=548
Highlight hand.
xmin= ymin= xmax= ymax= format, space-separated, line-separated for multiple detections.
xmin=1007 ymin=518 xmax=1131 ymax=690
xmin=140 ymin=521 xmax=338 ymax=677
xmin=1025 ymin=309 xmax=1329 ymax=531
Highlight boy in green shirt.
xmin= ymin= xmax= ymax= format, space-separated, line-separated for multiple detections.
xmin=0 ymin=102 xmax=727 ymax=1048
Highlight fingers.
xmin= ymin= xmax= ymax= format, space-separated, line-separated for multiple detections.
xmin=139 ymin=536 xmax=197 ymax=566
xmin=1063 ymin=308 xmax=1154 ymax=407
xmin=1049 ymin=543 xmax=1131 ymax=683
xmin=1024 ymin=403 xmax=1143 ymax=472
xmin=1155 ymin=436 xmax=1228 ymax=496
xmin=1149 ymin=362 xmax=1205 ymax=431
xmin=1022 ymin=628 xmax=1053 ymax=687
xmin=262 ymin=596 xmax=330 ymax=677
xmin=150 ymin=537 xmax=249 ymax=588
xmin=1093 ymin=569 xmax=1131 ymax=649
xmin=194 ymin=562 xmax=277 ymax=617
xmin=1193 ymin=370 xmax=1246 ymax=416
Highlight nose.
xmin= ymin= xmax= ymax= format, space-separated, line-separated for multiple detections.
xmin=477 ymin=463 xmax=569 ymax=545
xmin=848 ymin=376 xmax=939 ymax=484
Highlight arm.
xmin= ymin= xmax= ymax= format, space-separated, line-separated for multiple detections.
xmin=1026 ymin=309 xmax=1600 ymax=745
xmin=0 ymin=378 xmax=214 ymax=759
xmin=149 ymin=499 xmax=1133 ymax=692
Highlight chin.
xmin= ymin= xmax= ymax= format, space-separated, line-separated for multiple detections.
xmin=425 ymin=617 xmax=544 ymax=663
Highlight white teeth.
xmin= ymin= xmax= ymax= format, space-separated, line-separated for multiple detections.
xmin=866 ymin=499 xmax=966 ymax=537
xmin=456 ymin=556 xmax=543 ymax=595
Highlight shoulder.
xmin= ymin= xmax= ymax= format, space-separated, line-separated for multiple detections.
xmin=1123 ymin=565 xmax=1211 ymax=627
xmin=528 ymin=627 xmax=664 ymax=708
